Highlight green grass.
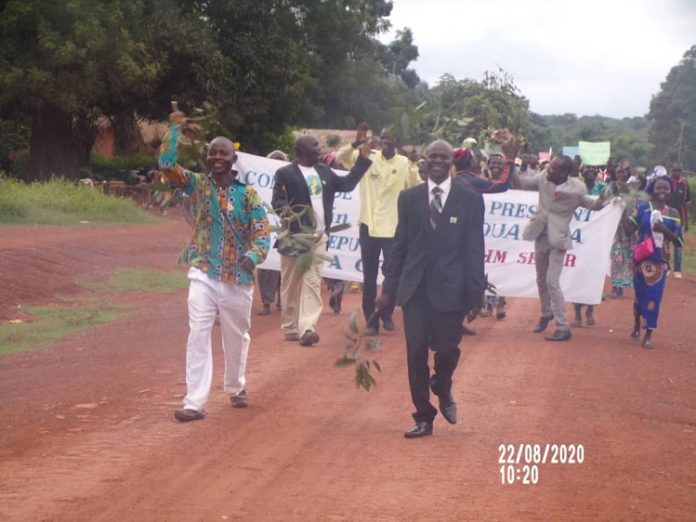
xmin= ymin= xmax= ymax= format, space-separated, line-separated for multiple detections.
xmin=0 ymin=178 xmax=157 ymax=225
xmin=682 ymin=227 xmax=696 ymax=275
xmin=681 ymin=177 xmax=695 ymax=275
xmin=0 ymin=304 xmax=126 ymax=355
xmin=81 ymin=268 xmax=188 ymax=293
xmin=1 ymin=268 xmax=187 ymax=356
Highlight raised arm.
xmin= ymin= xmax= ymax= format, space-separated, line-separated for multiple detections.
xmin=332 ymin=141 xmax=373 ymax=192
xmin=511 ymin=168 xmax=540 ymax=191
xmin=158 ymin=115 xmax=199 ymax=193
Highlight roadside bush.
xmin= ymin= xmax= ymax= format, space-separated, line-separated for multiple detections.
xmin=0 ymin=179 xmax=156 ymax=225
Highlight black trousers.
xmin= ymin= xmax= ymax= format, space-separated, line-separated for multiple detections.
xmin=402 ymin=282 xmax=464 ymax=423
xmin=359 ymin=224 xmax=395 ymax=329
xmin=257 ymin=269 xmax=280 ymax=305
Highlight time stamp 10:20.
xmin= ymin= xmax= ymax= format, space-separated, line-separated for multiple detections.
xmin=498 ymin=443 xmax=585 ymax=485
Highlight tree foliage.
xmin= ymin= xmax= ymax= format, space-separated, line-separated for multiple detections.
xmin=401 ymin=69 xmax=530 ymax=147
xmin=0 ymin=0 xmax=223 ymax=179
xmin=0 ymin=0 xmax=423 ymax=178
xmin=647 ymin=45 xmax=696 ymax=169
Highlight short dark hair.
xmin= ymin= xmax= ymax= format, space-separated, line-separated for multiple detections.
xmin=557 ymin=155 xmax=575 ymax=175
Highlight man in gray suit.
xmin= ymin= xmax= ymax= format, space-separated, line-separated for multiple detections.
xmin=513 ymin=155 xmax=609 ymax=341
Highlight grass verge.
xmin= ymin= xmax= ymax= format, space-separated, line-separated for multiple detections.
xmin=681 ymin=227 xmax=696 ymax=275
xmin=2 ymin=268 xmax=187 ymax=356
xmin=81 ymin=268 xmax=188 ymax=293
xmin=0 ymin=304 xmax=127 ymax=356
xmin=0 ymin=178 xmax=157 ymax=225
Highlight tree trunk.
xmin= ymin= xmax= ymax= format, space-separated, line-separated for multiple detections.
xmin=111 ymin=111 xmax=148 ymax=156
xmin=73 ymin=111 xmax=100 ymax=168
xmin=26 ymin=105 xmax=81 ymax=182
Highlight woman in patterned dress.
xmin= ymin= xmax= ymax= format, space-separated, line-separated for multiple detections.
xmin=625 ymin=177 xmax=682 ymax=349
xmin=608 ymin=165 xmax=636 ymax=298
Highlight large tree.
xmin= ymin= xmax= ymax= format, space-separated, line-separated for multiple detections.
xmin=0 ymin=1 xmax=161 ymax=180
xmin=647 ymin=45 xmax=696 ymax=169
xmin=1 ymin=0 xmax=420 ymax=175
xmin=0 ymin=0 xmax=222 ymax=180
xmin=195 ymin=0 xmax=416 ymax=148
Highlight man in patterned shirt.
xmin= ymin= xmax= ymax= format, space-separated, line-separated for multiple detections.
xmin=160 ymin=129 xmax=271 ymax=422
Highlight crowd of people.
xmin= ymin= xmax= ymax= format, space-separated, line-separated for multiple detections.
xmin=158 ymin=111 xmax=689 ymax=437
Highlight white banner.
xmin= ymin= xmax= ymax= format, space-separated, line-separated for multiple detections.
xmin=236 ymin=152 xmax=622 ymax=305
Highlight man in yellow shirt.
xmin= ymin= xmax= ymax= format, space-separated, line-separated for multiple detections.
xmin=337 ymin=125 xmax=420 ymax=335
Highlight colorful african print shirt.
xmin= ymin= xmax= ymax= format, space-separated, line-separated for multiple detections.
xmin=161 ymin=165 xmax=270 ymax=286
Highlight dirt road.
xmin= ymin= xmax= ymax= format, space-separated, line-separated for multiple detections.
xmin=1 ymin=216 xmax=695 ymax=521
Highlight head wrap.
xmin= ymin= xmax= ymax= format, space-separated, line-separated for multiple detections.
xmin=453 ymin=148 xmax=473 ymax=169
xmin=652 ymin=165 xmax=667 ymax=178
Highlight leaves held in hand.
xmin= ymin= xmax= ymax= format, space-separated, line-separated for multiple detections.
xmin=335 ymin=310 xmax=383 ymax=392
xmin=264 ymin=204 xmax=353 ymax=273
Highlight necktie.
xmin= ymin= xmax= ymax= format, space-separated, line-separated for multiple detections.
xmin=430 ymin=186 xmax=443 ymax=229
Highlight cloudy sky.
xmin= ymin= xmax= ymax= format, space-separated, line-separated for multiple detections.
xmin=383 ymin=0 xmax=696 ymax=118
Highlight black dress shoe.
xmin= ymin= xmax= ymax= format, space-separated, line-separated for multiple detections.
xmin=174 ymin=409 xmax=205 ymax=422
xmin=544 ymin=329 xmax=572 ymax=341
xmin=382 ymin=317 xmax=395 ymax=331
xmin=533 ymin=316 xmax=553 ymax=333
xmin=438 ymin=393 xmax=457 ymax=424
xmin=365 ymin=325 xmax=379 ymax=336
xmin=299 ymin=330 xmax=320 ymax=346
xmin=404 ymin=421 xmax=433 ymax=438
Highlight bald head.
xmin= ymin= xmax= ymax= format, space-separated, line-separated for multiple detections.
xmin=294 ymin=134 xmax=320 ymax=167
xmin=424 ymin=140 xmax=454 ymax=183
xmin=209 ymin=136 xmax=236 ymax=153
xmin=425 ymin=139 xmax=453 ymax=156
xmin=206 ymin=136 xmax=237 ymax=179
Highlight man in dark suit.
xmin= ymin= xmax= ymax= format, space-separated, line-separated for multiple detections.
xmin=376 ymin=140 xmax=486 ymax=438
xmin=272 ymin=135 xmax=371 ymax=346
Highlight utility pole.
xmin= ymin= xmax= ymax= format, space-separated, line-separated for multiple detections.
xmin=677 ymin=120 xmax=685 ymax=165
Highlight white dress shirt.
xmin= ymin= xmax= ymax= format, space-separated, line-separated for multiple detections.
xmin=427 ymin=175 xmax=452 ymax=207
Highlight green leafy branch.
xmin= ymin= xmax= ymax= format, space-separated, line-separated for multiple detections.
xmin=264 ymin=202 xmax=352 ymax=275
xmin=335 ymin=311 xmax=383 ymax=391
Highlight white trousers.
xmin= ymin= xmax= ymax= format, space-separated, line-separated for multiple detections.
xmin=183 ymin=267 xmax=253 ymax=412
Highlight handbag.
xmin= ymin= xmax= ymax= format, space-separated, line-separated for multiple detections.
xmin=632 ymin=237 xmax=655 ymax=262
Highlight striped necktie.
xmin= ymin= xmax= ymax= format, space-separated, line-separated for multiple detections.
xmin=430 ymin=186 xmax=443 ymax=229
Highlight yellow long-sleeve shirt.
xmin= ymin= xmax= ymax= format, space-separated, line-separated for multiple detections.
xmin=337 ymin=144 xmax=420 ymax=238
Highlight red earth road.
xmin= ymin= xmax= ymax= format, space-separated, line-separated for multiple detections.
xmin=1 ymin=215 xmax=695 ymax=521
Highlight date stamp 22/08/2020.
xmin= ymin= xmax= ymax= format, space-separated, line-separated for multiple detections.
xmin=498 ymin=443 xmax=585 ymax=485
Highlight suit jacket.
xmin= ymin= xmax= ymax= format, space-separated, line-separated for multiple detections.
xmin=271 ymin=157 xmax=372 ymax=239
xmin=513 ymin=172 xmax=605 ymax=250
xmin=382 ymin=181 xmax=486 ymax=312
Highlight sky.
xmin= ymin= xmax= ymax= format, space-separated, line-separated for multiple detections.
xmin=382 ymin=0 xmax=696 ymax=118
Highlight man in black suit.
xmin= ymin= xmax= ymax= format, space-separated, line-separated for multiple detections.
xmin=376 ymin=140 xmax=486 ymax=438
xmin=272 ymin=135 xmax=371 ymax=346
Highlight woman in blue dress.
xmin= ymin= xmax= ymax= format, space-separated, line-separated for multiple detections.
xmin=625 ymin=177 xmax=682 ymax=348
